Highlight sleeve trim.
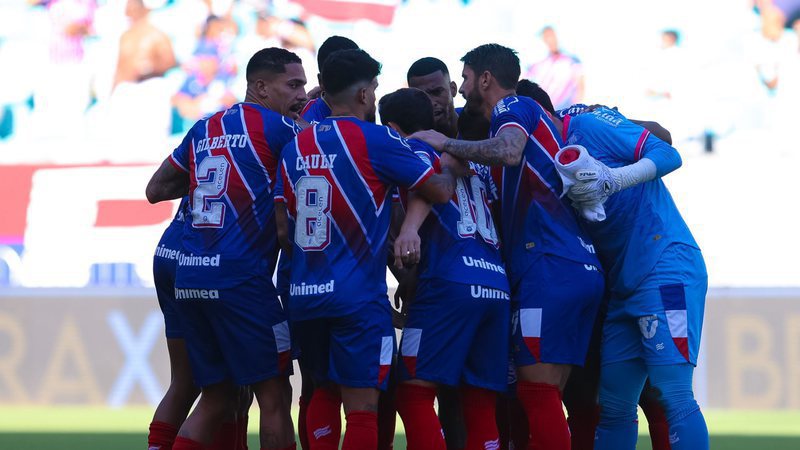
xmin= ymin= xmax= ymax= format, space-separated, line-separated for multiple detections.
xmin=408 ymin=167 xmax=435 ymax=191
xmin=634 ymin=129 xmax=651 ymax=161
xmin=496 ymin=122 xmax=528 ymax=137
xmin=168 ymin=154 xmax=189 ymax=173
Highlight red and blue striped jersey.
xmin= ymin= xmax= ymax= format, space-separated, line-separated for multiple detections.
xmin=490 ymin=96 xmax=600 ymax=285
xmin=169 ymin=102 xmax=299 ymax=289
xmin=275 ymin=117 xmax=435 ymax=319
xmin=400 ymin=139 xmax=509 ymax=291
xmin=301 ymin=97 xmax=332 ymax=125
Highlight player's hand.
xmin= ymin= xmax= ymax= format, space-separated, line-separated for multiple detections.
xmin=408 ymin=129 xmax=448 ymax=151
xmin=307 ymin=86 xmax=322 ymax=99
xmin=393 ymin=271 xmax=418 ymax=310
xmin=567 ymin=161 xmax=621 ymax=204
xmin=393 ymin=228 xmax=421 ymax=269
xmin=439 ymin=152 xmax=470 ymax=178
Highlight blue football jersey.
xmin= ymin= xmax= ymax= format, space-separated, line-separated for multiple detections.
xmin=561 ymin=106 xmax=699 ymax=298
xmin=490 ymin=95 xmax=600 ymax=285
xmin=169 ymin=103 xmax=299 ymax=289
xmin=301 ymin=97 xmax=333 ymax=125
xmin=275 ymin=117 xmax=435 ymax=319
xmin=400 ymin=139 xmax=508 ymax=291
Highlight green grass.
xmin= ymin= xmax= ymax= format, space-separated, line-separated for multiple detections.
xmin=0 ymin=407 xmax=798 ymax=449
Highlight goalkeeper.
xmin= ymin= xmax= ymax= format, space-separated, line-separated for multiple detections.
xmin=556 ymin=104 xmax=709 ymax=450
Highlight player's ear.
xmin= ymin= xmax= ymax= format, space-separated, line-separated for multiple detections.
xmin=480 ymin=71 xmax=491 ymax=90
xmin=255 ymin=78 xmax=269 ymax=98
xmin=450 ymin=80 xmax=457 ymax=98
xmin=386 ymin=121 xmax=403 ymax=135
xmin=358 ymin=86 xmax=368 ymax=106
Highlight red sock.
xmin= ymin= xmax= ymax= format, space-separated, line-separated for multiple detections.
xmin=298 ymin=396 xmax=310 ymax=450
xmin=640 ymin=394 xmax=671 ymax=450
xmin=149 ymin=421 xmax=179 ymax=450
xmin=306 ymin=387 xmax=342 ymax=450
xmin=462 ymin=386 xmax=500 ymax=450
xmin=517 ymin=381 xmax=570 ymax=450
xmin=342 ymin=411 xmax=378 ymax=450
xmin=566 ymin=406 xmax=599 ymax=450
xmin=395 ymin=384 xmax=445 ymax=450
xmin=237 ymin=415 xmax=249 ymax=450
xmin=209 ymin=420 xmax=237 ymax=450
xmin=173 ymin=436 xmax=205 ymax=450
xmin=377 ymin=388 xmax=396 ymax=450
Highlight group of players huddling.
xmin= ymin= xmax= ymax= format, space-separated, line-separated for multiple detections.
xmin=145 ymin=35 xmax=709 ymax=450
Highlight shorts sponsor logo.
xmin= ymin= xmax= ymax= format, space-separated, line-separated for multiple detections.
xmin=669 ymin=432 xmax=680 ymax=444
xmin=470 ymin=285 xmax=510 ymax=300
xmin=313 ymin=425 xmax=332 ymax=440
xmin=290 ymin=280 xmax=334 ymax=296
xmin=154 ymin=244 xmax=180 ymax=261
xmin=639 ymin=315 xmax=659 ymax=339
xmin=177 ymin=253 xmax=221 ymax=267
xmin=584 ymin=264 xmax=599 ymax=271
xmin=462 ymin=256 xmax=506 ymax=275
xmin=174 ymin=288 xmax=220 ymax=300
xmin=578 ymin=237 xmax=596 ymax=254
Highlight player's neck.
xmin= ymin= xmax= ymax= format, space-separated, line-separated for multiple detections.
xmin=329 ymin=105 xmax=365 ymax=121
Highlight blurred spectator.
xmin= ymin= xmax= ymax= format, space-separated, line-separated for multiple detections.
xmin=112 ymin=0 xmax=176 ymax=89
xmin=523 ymin=26 xmax=584 ymax=110
xmin=28 ymin=0 xmax=96 ymax=138
xmin=172 ymin=38 xmax=237 ymax=123
xmin=645 ymin=30 xmax=683 ymax=101
xmin=239 ymin=10 xmax=317 ymax=80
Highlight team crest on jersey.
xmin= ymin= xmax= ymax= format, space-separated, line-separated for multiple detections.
xmin=492 ymin=96 xmax=519 ymax=116
xmin=638 ymin=315 xmax=659 ymax=339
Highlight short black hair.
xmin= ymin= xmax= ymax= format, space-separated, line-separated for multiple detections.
xmin=407 ymin=57 xmax=449 ymax=83
xmin=516 ymin=79 xmax=555 ymax=116
xmin=246 ymin=47 xmax=302 ymax=82
xmin=460 ymin=43 xmax=520 ymax=90
xmin=317 ymin=35 xmax=359 ymax=70
xmin=457 ymin=107 xmax=491 ymax=141
xmin=321 ymin=49 xmax=381 ymax=97
xmin=378 ymin=88 xmax=434 ymax=135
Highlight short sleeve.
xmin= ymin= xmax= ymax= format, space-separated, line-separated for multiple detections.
xmin=370 ymin=128 xmax=435 ymax=191
xmin=169 ymin=128 xmax=194 ymax=172
xmin=265 ymin=114 xmax=301 ymax=161
xmin=573 ymin=108 xmax=652 ymax=164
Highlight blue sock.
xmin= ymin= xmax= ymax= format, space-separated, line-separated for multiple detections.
xmin=648 ymin=363 xmax=709 ymax=450
xmin=594 ymin=360 xmax=647 ymax=450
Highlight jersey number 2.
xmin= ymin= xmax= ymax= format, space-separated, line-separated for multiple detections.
xmin=192 ymin=155 xmax=230 ymax=228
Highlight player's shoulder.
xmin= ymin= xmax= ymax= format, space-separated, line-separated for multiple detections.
xmin=407 ymin=138 xmax=437 ymax=164
xmin=493 ymin=95 xmax=539 ymax=117
xmin=578 ymin=106 xmax=633 ymax=130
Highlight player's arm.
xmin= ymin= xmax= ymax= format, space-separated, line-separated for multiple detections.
xmin=275 ymin=202 xmax=291 ymax=256
xmin=409 ymin=127 xmax=527 ymax=166
xmin=146 ymin=157 xmax=188 ymax=203
xmin=393 ymin=193 xmax=432 ymax=269
xmin=631 ymin=120 xmax=672 ymax=145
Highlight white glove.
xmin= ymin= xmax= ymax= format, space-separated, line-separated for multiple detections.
xmin=567 ymin=160 xmax=622 ymax=204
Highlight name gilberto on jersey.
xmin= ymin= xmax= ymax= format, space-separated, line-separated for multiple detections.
xmin=195 ymin=134 xmax=249 ymax=153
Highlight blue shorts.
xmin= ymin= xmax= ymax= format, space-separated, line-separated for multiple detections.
xmin=294 ymin=299 xmax=394 ymax=390
xmin=175 ymin=277 xmax=291 ymax=387
xmin=513 ymin=254 xmax=605 ymax=366
xmin=602 ymin=243 xmax=707 ymax=366
xmin=397 ymin=279 xmax=510 ymax=392
xmin=153 ymin=222 xmax=183 ymax=339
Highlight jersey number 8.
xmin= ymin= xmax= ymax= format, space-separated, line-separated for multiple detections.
xmin=295 ymin=176 xmax=332 ymax=251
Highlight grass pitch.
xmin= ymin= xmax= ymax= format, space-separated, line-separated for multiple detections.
xmin=0 ymin=407 xmax=798 ymax=449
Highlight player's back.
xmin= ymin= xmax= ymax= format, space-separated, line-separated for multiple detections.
xmin=403 ymin=139 xmax=508 ymax=291
xmin=490 ymin=95 xmax=599 ymax=284
xmin=278 ymin=117 xmax=435 ymax=319
xmin=563 ymin=106 xmax=699 ymax=297
xmin=169 ymin=102 xmax=298 ymax=288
